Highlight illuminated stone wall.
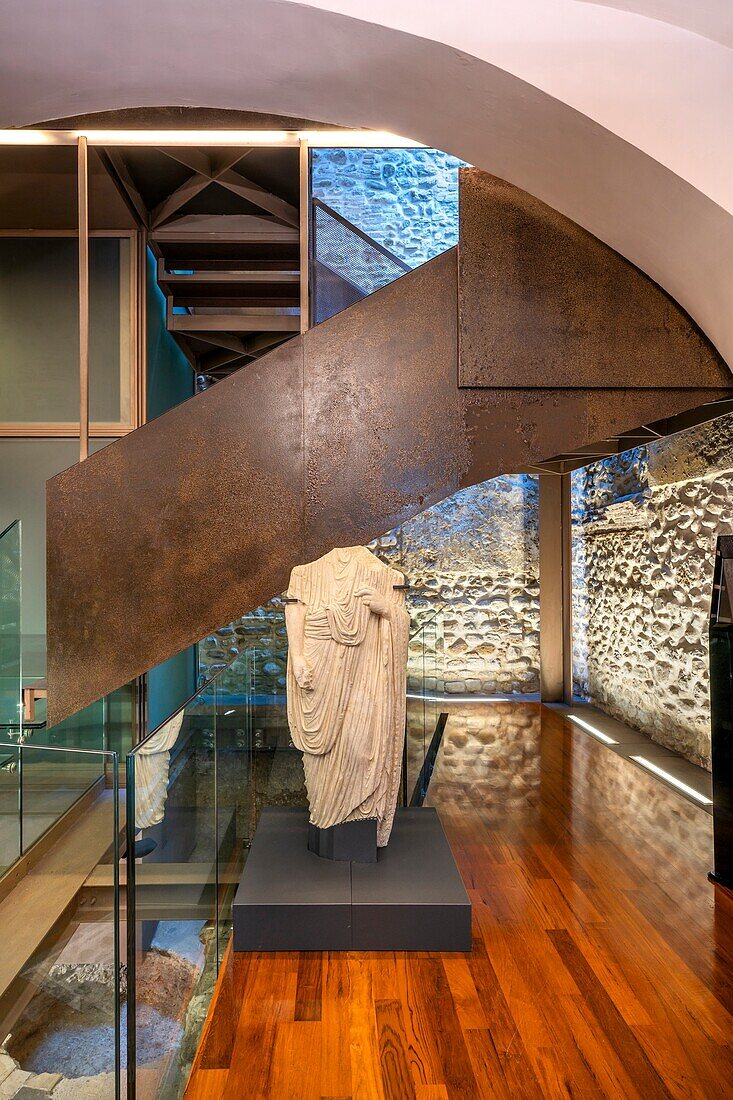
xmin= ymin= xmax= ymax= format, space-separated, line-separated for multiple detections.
xmin=199 ymin=473 xmax=540 ymax=699
xmin=371 ymin=475 xmax=540 ymax=696
xmin=311 ymin=148 xmax=465 ymax=267
xmin=572 ymin=412 xmax=733 ymax=768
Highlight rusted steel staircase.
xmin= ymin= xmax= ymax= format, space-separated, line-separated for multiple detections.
xmin=46 ymin=168 xmax=733 ymax=724
xmin=102 ymin=145 xmax=302 ymax=382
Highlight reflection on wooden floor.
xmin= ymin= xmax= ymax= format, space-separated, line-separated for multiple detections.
xmin=185 ymin=703 xmax=733 ymax=1099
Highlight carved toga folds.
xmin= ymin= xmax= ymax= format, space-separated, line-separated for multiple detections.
xmin=285 ymin=546 xmax=410 ymax=846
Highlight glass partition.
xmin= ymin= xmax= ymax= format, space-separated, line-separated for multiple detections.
xmin=125 ymin=594 xmax=447 ymax=1096
xmin=405 ymin=606 xmax=445 ymax=805
xmin=0 ymin=519 xmax=21 ymax=736
xmin=310 ymin=197 xmax=410 ymax=324
xmin=125 ymin=605 xmax=311 ymax=1098
xmin=0 ymin=234 xmax=134 ymax=430
xmin=0 ymin=742 xmax=121 ymax=1099
xmin=126 ymin=653 xmax=248 ymax=1098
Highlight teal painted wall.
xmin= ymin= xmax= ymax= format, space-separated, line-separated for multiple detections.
xmin=145 ymin=247 xmax=194 ymax=421
xmin=147 ymin=646 xmax=197 ymax=732
xmin=145 ymin=247 xmax=196 ymax=726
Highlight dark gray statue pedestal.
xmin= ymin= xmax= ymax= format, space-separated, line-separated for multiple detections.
xmin=308 ymin=817 xmax=377 ymax=862
xmin=232 ymin=806 xmax=471 ymax=951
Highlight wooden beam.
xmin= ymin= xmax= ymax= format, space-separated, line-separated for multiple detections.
xmin=78 ymin=136 xmax=90 ymax=463
xmin=199 ymin=348 xmax=251 ymax=372
xmin=170 ymin=313 xmax=299 ymax=333
xmin=150 ymin=172 xmax=213 ymax=229
xmin=299 ymin=137 xmax=310 ymax=333
xmin=188 ymin=332 xmax=249 ymax=354
xmin=157 ymin=146 xmax=223 ymax=177
xmin=240 ymin=331 xmax=293 ymax=356
xmin=150 ymin=214 xmax=298 ymax=242
xmin=98 ymin=149 xmax=150 ymax=228
xmin=152 ymin=148 xmax=251 ymax=229
xmin=216 ymin=169 xmax=299 ymax=227
xmin=161 ymin=270 xmax=300 ymax=285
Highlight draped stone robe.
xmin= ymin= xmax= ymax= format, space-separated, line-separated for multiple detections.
xmin=286 ymin=546 xmax=410 ymax=846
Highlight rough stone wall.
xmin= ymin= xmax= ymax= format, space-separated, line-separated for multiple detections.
xmin=199 ymin=474 xmax=540 ymax=699
xmin=572 ymin=412 xmax=733 ymax=768
xmin=370 ymin=475 xmax=540 ymax=696
xmin=311 ymin=148 xmax=465 ymax=267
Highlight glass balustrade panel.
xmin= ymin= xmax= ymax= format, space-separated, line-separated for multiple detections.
xmin=0 ymin=520 xmax=21 ymax=738
xmin=0 ymin=742 xmax=121 ymax=1099
xmin=126 ymin=683 xmax=219 ymax=1099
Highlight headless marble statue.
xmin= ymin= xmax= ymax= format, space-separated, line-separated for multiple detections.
xmin=285 ymin=546 xmax=410 ymax=848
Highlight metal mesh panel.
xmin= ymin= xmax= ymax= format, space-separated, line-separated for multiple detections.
xmin=311 ymin=199 xmax=410 ymax=324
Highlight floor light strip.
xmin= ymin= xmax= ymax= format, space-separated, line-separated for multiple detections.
xmin=406 ymin=692 xmax=537 ymax=704
xmin=566 ymin=714 xmax=619 ymax=745
xmin=629 ymin=755 xmax=712 ymax=805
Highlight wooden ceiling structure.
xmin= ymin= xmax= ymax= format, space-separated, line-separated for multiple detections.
xmin=98 ymin=141 xmax=302 ymax=383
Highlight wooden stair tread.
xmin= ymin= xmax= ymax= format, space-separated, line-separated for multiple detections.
xmin=171 ymin=313 xmax=299 ymax=333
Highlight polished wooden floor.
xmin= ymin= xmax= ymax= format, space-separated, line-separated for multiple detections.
xmin=185 ymin=703 xmax=733 ymax=1099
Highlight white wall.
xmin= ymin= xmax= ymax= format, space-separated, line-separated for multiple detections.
xmin=0 ymin=0 xmax=732 ymax=369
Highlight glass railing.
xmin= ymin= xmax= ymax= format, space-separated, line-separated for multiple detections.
xmin=0 ymin=520 xmax=22 ymax=737
xmin=122 ymin=592 xmax=447 ymax=1096
xmin=0 ymin=741 xmax=122 ymax=1099
xmin=0 ymin=679 xmax=135 ymax=882
xmin=404 ymin=606 xmax=446 ymax=805
xmin=0 ymin=545 xmax=449 ymax=1097
xmin=125 ymin=606 xmax=310 ymax=1098
xmin=310 ymin=197 xmax=411 ymax=325
xmin=125 ymin=642 xmax=252 ymax=1099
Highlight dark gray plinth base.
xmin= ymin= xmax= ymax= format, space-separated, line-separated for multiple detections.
xmin=308 ymin=817 xmax=377 ymax=862
xmin=233 ymin=806 xmax=471 ymax=952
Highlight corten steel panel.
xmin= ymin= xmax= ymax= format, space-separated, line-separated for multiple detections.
xmin=458 ymin=387 xmax=733 ymax=488
xmin=458 ymin=169 xmax=731 ymax=390
xmin=303 ymin=251 xmax=466 ymax=559
xmin=46 ymin=337 xmax=305 ymax=725
xmin=47 ymin=195 xmax=733 ymax=724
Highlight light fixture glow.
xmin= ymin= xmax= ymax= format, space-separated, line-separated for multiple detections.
xmin=78 ymin=129 xmax=293 ymax=146
xmin=566 ymin=714 xmax=619 ymax=745
xmin=0 ymin=129 xmax=70 ymax=145
xmin=406 ymin=692 xmax=534 ymax=704
xmin=303 ymin=130 xmax=423 ymax=148
xmin=0 ymin=128 xmax=425 ymax=149
xmin=629 ymin=756 xmax=712 ymax=805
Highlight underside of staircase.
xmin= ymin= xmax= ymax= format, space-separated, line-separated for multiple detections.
xmin=45 ymin=168 xmax=733 ymax=724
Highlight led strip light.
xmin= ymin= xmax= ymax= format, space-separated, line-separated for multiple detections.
xmin=629 ymin=756 xmax=712 ymax=806
xmin=566 ymin=713 xmax=619 ymax=745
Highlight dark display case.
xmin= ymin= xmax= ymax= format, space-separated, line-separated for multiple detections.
xmin=709 ymin=534 xmax=733 ymax=888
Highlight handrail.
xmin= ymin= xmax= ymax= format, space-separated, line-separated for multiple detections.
xmin=409 ymin=603 xmax=446 ymax=640
xmin=136 ymin=596 xmax=442 ymax=754
xmin=0 ymin=518 xmax=20 ymax=541
xmin=311 ymin=197 xmax=411 ymax=272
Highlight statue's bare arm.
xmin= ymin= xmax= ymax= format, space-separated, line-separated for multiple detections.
xmin=355 ymin=585 xmax=391 ymax=617
xmin=285 ymin=600 xmax=313 ymax=690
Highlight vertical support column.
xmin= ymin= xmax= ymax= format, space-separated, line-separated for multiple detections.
xmin=539 ymin=471 xmax=572 ymax=702
xmin=78 ymin=135 xmax=90 ymax=461
xmin=299 ymin=138 xmax=310 ymax=334
xmin=137 ymin=229 xmax=148 ymax=428
xmin=562 ymin=472 xmax=573 ymax=703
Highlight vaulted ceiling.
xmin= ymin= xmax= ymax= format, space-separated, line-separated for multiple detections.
xmin=1 ymin=0 xmax=731 ymax=367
